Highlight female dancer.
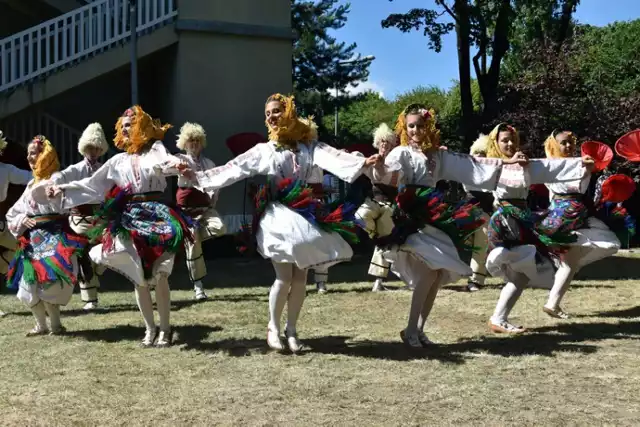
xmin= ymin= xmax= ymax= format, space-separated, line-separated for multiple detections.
xmin=6 ymin=136 xmax=87 ymax=335
xmin=371 ymin=105 xmax=529 ymax=348
xmin=539 ymin=130 xmax=622 ymax=318
xmin=195 ymin=94 xmax=379 ymax=353
xmin=175 ymin=122 xmax=227 ymax=300
xmin=56 ymin=123 xmax=109 ymax=310
xmin=42 ymin=106 xmax=193 ymax=347
xmin=484 ymin=124 xmax=594 ymax=333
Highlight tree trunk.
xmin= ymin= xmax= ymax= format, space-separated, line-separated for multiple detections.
xmin=453 ymin=0 xmax=474 ymax=147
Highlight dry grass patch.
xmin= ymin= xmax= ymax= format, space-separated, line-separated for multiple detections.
xmin=1 ymin=278 xmax=640 ymax=426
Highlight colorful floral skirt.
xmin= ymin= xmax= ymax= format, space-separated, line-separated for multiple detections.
xmin=535 ymin=196 xmax=588 ymax=254
xmin=376 ymin=185 xmax=486 ymax=255
xmin=88 ymin=187 xmax=194 ymax=281
xmin=248 ymin=178 xmax=357 ymax=269
xmin=6 ymin=215 xmax=87 ymax=290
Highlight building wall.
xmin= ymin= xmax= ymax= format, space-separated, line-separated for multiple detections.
xmin=168 ymin=0 xmax=292 ymax=226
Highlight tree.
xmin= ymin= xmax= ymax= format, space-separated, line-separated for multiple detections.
xmin=381 ymin=0 xmax=580 ymax=147
xmin=292 ymin=0 xmax=373 ymax=140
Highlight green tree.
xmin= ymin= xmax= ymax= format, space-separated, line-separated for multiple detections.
xmin=381 ymin=0 xmax=580 ymax=147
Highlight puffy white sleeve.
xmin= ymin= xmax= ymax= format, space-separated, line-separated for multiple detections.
xmin=527 ymin=158 xmax=588 ymax=185
xmin=371 ymin=146 xmax=407 ymax=186
xmin=438 ymin=150 xmax=503 ymax=190
xmin=312 ymin=142 xmax=367 ymax=183
xmin=6 ymin=189 xmax=28 ymax=238
xmin=195 ymin=143 xmax=273 ymax=192
xmin=6 ymin=164 xmax=32 ymax=185
xmin=145 ymin=141 xmax=184 ymax=177
xmin=57 ymin=159 xmax=116 ymax=209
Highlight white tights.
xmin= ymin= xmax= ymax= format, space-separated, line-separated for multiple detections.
xmin=545 ymin=248 xmax=582 ymax=310
xmin=268 ymin=261 xmax=308 ymax=336
xmin=30 ymin=301 xmax=61 ymax=331
xmin=406 ymin=268 xmax=442 ymax=336
xmin=491 ymin=273 xmax=528 ymax=324
xmin=134 ymin=273 xmax=171 ymax=333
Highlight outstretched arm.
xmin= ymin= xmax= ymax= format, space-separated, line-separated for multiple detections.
xmin=438 ymin=150 xmax=504 ymax=190
xmin=312 ymin=142 xmax=369 ymax=183
xmin=527 ymin=158 xmax=589 ymax=185
xmin=195 ymin=143 xmax=272 ymax=192
xmin=4 ymin=164 xmax=32 ymax=185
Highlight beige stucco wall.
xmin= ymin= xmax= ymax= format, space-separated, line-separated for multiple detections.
xmin=169 ymin=0 xmax=292 ymax=224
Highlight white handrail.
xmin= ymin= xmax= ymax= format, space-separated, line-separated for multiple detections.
xmin=0 ymin=0 xmax=177 ymax=93
xmin=1 ymin=111 xmax=83 ymax=167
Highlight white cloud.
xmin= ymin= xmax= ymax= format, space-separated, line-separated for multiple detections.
xmin=327 ymin=81 xmax=385 ymax=98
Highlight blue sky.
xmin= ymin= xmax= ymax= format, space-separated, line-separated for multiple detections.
xmin=331 ymin=0 xmax=640 ymax=98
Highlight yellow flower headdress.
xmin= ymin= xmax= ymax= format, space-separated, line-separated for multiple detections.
xmin=486 ymin=123 xmax=520 ymax=159
xmin=114 ymin=105 xmax=172 ymax=154
xmin=265 ymin=94 xmax=315 ymax=149
xmin=544 ymin=129 xmax=577 ymax=158
xmin=395 ymin=103 xmax=440 ymax=151
xmin=30 ymin=135 xmax=60 ymax=183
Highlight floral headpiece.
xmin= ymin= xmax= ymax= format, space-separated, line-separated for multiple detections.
xmin=395 ymin=103 xmax=440 ymax=151
xmin=487 ymin=123 xmax=520 ymax=159
xmin=265 ymin=93 xmax=315 ymax=150
xmin=29 ymin=135 xmax=60 ymax=182
xmin=114 ymin=105 xmax=172 ymax=154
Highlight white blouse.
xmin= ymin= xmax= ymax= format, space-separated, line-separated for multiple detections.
xmin=493 ymin=159 xmax=587 ymax=200
xmin=54 ymin=158 xmax=102 ymax=183
xmin=195 ymin=141 xmax=366 ymax=192
xmin=0 ymin=163 xmax=32 ymax=203
xmin=372 ymin=146 xmax=503 ymax=190
xmin=7 ymin=175 xmax=67 ymax=237
xmin=54 ymin=141 xmax=183 ymax=209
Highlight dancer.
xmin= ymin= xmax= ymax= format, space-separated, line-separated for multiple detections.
xmin=0 ymin=131 xmax=33 ymax=317
xmin=539 ymin=131 xmax=623 ymax=318
xmin=6 ymin=136 xmax=87 ymax=335
xmin=484 ymin=124 xmax=594 ymax=333
xmin=354 ymin=123 xmax=398 ymax=292
xmin=175 ymin=122 xmax=227 ymax=300
xmin=41 ymin=106 xmax=194 ymax=347
xmin=55 ymin=123 xmax=108 ymax=310
xmin=371 ymin=106 xmax=528 ymax=348
xmin=195 ymin=93 xmax=379 ymax=353
xmin=463 ymin=134 xmax=494 ymax=292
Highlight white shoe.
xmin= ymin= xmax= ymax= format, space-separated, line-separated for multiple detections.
xmin=26 ymin=326 xmax=49 ymax=337
xmin=285 ymin=329 xmax=303 ymax=354
xmin=267 ymin=327 xmax=285 ymax=351
xmin=49 ymin=326 xmax=67 ymax=336
xmin=488 ymin=319 xmax=526 ymax=334
xmin=0 ymin=310 xmax=7 ymax=317
xmin=155 ymin=329 xmax=172 ymax=347
xmin=83 ymin=301 xmax=98 ymax=311
xmin=316 ymin=282 xmax=327 ymax=294
xmin=141 ymin=328 xmax=158 ymax=347
xmin=194 ymin=288 xmax=208 ymax=300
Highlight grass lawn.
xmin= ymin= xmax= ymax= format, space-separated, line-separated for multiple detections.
xmin=1 ymin=277 xmax=639 ymax=426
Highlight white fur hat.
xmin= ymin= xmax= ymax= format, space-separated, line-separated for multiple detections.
xmin=372 ymin=123 xmax=397 ymax=149
xmin=470 ymin=133 xmax=489 ymax=155
xmin=0 ymin=130 xmax=7 ymax=153
xmin=177 ymin=122 xmax=206 ymax=150
xmin=78 ymin=123 xmax=108 ymax=156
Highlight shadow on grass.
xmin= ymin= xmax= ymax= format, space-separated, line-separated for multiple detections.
xmin=305 ymin=320 xmax=640 ymax=362
xmin=66 ymin=323 xmax=224 ymax=344
xmin=590 ymin=305 xmax=640 ymax=319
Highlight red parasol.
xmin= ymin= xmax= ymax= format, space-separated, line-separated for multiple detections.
xmin=614 ymin=129 xmax=640 ymax=162
xmin=225 ymin=132 xmax=264 ymax=156
xmin=600 ymin=174 xmax=636 ymax=204
xmin=580 ymin=141 xmax=613 ymax=173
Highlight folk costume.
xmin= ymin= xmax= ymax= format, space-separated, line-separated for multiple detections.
xmin=0 ymin=131 xmax=32 ymax=279
xmin=484 ymin=124 xmax=591 ymax=333
xmin=195 ymin=94 xmax=371 ymax=353
xmin=6 ymin=136 xmax=87 ymax=335
xmin=175 ymin=122 xmax=226 ymax=300
xmin=37 ymin=106 xmax=193 ymax=347
xmin=54 ymin=123 xmax=108 ymax=310
xmin=541 ymin=134 xmax=624 ymax=318
xmin=463 ymin=134 xmax=494 ymax=292
xmin=371 ymin=105 xmax=504 ymax=348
